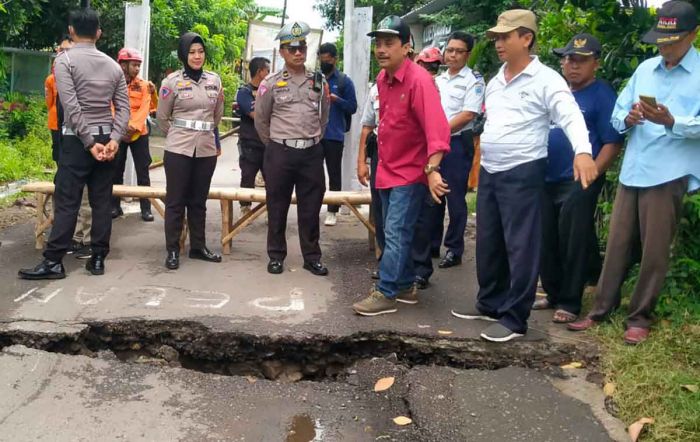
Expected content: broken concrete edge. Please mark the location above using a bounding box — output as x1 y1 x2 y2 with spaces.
0 344 623 441
0 318 601 372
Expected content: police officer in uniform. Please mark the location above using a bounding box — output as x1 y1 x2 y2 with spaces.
431 31 485 268
19 8 130 279
235 57 270 217
112 47 154 222
157 32 224 270
255 21 331 276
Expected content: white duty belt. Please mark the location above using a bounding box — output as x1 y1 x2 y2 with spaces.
271 138 319 149
173 118 215 131
62 125 112 136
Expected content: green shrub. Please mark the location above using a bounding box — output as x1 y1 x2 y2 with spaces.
0 94 54 184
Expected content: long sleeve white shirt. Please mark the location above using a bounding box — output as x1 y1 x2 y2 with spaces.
480 56 592 173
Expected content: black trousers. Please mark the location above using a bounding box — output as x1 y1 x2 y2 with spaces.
112 135 152 212
540 177 604 315
322 139 344 213
44 134 116 261
430 132 474 257
163 150 217 253
264 142 325 262
475 159 546 334
50 129 61 162
239 141 265 207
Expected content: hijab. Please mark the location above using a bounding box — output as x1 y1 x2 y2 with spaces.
178 32 205 82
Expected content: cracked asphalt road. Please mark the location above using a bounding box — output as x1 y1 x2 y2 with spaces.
0 136 626 441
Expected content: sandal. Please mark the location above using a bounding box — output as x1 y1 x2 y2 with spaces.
552 309 577 323
532 298 553 310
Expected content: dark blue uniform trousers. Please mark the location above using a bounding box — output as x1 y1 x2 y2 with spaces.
430 131 474 257
475 159 546 334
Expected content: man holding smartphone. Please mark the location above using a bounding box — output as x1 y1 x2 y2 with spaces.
568 1 700 344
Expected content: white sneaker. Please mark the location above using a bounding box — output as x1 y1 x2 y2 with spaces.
324 213 337 226
255 172 265 187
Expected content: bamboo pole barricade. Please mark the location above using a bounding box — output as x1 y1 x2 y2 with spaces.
21 182 374 255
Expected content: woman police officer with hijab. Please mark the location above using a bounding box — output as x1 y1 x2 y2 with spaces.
156 32 224 270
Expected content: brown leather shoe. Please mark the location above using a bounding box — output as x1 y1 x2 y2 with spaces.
623 327 649 345
567 317 599 332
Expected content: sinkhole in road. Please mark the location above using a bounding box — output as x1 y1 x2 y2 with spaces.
0 319 592 383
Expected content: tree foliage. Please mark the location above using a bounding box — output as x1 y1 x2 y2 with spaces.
0 0 258 84
315 0 429 30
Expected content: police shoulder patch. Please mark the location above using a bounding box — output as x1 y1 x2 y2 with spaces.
160 86 172 99
472 70 483 79
258 84 269 97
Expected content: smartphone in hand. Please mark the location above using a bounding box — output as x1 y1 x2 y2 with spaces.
639 95 657 107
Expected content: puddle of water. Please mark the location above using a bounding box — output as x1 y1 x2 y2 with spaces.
286 414 324 442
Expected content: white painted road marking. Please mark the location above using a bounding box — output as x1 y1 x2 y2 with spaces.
250 288 305 312
143 287 168 307
14 288 38 303
75 286 115 305
38 288 62 303
185 290 230 309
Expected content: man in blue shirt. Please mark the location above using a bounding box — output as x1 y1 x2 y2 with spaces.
318 43 358 226
569 1 700 345
234 57 270 216
534 34 623 323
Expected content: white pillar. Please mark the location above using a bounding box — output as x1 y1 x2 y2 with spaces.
341 6 373 192
122 1 151 187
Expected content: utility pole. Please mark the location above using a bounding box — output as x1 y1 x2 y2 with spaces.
341 0 373 192
281 0 287 27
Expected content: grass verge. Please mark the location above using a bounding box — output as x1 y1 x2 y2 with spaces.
589 303 700 441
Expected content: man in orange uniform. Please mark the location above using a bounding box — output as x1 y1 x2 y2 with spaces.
45 35 74 161
112 48 153 221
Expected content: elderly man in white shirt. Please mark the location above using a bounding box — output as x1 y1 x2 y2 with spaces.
429 31 485 270
450 9 598 342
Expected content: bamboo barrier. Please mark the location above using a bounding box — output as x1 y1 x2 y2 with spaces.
21 182 373 254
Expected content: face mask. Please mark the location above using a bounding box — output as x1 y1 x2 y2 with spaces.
320 62 334 75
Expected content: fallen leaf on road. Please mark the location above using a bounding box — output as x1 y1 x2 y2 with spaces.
603 382 615 396
437 330 453 335
628 417 654 442
393 416 412 426
245 376 257 384
374 377 395 392
681 384 698 393
561 362 583 369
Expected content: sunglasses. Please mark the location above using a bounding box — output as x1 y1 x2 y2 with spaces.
282 45 307 54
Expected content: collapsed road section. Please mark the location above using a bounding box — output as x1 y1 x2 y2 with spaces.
0 319 627 441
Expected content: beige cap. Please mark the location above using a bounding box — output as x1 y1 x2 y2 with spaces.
486 9 537 38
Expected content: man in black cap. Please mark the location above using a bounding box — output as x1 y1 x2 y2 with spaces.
569 1 700 345
352 15 450 316
533 33 624 324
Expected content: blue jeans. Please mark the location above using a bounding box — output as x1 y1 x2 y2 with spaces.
377 184 427 298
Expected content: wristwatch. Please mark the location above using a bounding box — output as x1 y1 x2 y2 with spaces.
424 164 440 176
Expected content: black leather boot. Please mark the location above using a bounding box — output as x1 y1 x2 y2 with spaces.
189 247 222 263
18 259 66 280
165 251 179 270
86 253 105 275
